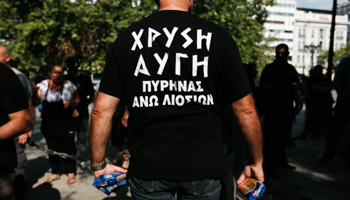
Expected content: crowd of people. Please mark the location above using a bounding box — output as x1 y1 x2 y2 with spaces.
1 0 350 200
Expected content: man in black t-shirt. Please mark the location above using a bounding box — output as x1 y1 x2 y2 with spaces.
89 1 264 199
64 56 95 169
259 43 301 178
0 63 31 200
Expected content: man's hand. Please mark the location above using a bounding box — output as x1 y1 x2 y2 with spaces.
237 164 264 184
93 164 128 179
18 133 29 144
63 100 70 109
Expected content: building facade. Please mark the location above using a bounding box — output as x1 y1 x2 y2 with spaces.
337 1 350 42
264 0 296 61
293 8 349 75
264 0 349 76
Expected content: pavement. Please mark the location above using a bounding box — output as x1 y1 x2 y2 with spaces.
23 105 350 200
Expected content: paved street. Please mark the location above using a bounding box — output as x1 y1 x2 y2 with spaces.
24 106 350 200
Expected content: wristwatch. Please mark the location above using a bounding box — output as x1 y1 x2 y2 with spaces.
91 161 107 171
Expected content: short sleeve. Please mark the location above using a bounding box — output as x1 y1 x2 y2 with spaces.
221 35 251 102
99 46 124 98
66 80 77 93
1 66 29 114
17 73 32 95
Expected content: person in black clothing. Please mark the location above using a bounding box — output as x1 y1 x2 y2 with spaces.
33 64 80 184
64 56 95 169
0 63 31 200
89 0 264 199
303 65 333 139
259 43 301 178
320 56 350 166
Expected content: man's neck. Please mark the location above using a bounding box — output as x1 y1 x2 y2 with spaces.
159 4 186 11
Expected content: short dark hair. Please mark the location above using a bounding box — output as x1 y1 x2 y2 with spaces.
276 43 289 52
154 0 159 6
314 65 323 71
65 56 80 65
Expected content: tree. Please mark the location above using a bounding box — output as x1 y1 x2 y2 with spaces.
318 42 350 70
0 0 156 73
1 0 275 75
193 0 276 72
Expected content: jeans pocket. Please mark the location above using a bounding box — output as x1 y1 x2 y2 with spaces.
128 177 154 193
192 179 221 197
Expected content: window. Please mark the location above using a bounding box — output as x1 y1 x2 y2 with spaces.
311 29 314 38
269 12 294 16
320 29 324 38
297 55 300 62
278 39 293 42
298 42 301 50
266 20 284 24
302 55 304 64
276 4 295 8
319 41 323 49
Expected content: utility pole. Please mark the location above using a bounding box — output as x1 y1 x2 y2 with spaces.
327 0 337 81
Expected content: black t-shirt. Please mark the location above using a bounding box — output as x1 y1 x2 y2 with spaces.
64 73 94 117
99 10 251 180
306 75 332 102
260 61 299 112
0 63 29 174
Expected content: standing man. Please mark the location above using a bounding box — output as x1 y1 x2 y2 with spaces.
0 45 32 200
259 43 301 178
64 56 95 169
0 63 32 200
320 56 350 167
90 0 264 199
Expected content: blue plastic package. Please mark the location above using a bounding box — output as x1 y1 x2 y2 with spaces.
92 172 127 196
237 178 266 200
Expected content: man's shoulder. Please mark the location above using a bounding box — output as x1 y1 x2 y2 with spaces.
0 64 17 87
338 56 350 68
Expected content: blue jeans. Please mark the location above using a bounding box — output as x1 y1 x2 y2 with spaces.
129 178 221 200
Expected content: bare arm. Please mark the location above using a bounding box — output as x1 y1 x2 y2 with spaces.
121 105 129 127
0 109 31 140
232 94 264 184
89 92 127 178
64 90 80 109
18 94 33 144
31 83 42 107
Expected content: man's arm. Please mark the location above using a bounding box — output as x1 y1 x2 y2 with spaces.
232 94 264 184
18 94 33 144
89 91 127 178
0 109 31 140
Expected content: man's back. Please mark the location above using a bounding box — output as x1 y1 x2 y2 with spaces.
99 10 250 180
0 64 29 174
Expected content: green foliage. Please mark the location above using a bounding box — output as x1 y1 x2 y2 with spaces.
0 0 156 73
318 42 350 69
1 0 275 75
194 0 276 72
